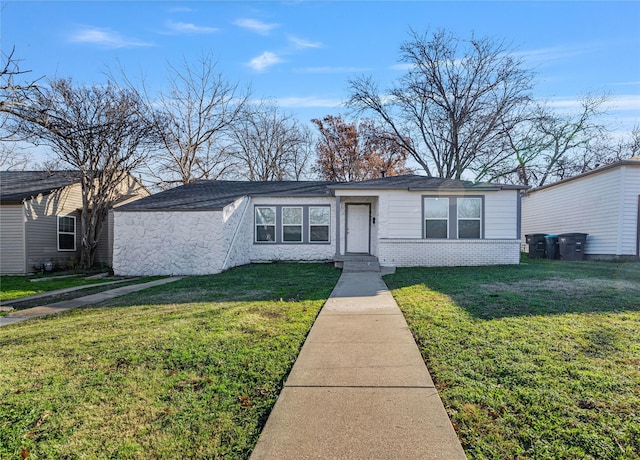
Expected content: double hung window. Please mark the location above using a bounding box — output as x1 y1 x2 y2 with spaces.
457 198 482 239
255 207 276 242
424 198 449 238
309 207 330 242
58 216 76 251
282 207 303 242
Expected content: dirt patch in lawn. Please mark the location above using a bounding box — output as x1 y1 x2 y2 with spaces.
481 277 640 295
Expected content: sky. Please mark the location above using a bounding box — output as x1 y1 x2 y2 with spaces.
2 1 640 139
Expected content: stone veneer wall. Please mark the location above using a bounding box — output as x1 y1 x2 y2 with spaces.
219 197 253 271
113 210 225 276
378 239 521 267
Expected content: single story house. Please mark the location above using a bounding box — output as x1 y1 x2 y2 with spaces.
521 157 640 260
113 175 527 276
0 170 149 274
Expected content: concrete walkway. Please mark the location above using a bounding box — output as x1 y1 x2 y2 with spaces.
250 272 467 460
0 277 182 327
0 277 138 308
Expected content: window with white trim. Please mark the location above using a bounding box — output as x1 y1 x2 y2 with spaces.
58 216 76 251
282 207 303 242
309 206 330 242
424 198 449 238
255 207 276 242
457 198 482 239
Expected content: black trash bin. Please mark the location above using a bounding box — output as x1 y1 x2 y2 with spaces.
558 233 588 261
525 234 547 259
544 234 559 259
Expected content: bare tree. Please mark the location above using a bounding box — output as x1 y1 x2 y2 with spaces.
485 95 610 186
0 47 39 170
348 29 533 179
229 103 313 181
0 135 28 170
137 54 249 188
312 115 411 182
1 78 155 268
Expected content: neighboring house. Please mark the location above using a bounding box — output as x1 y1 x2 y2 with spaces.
113 175 527 276
521 157 640 260
0 170 149 274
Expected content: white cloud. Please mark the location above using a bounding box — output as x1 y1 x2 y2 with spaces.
275 96 344 109
165 20 219 34
234 18 279 35
69 26 152 48
514 44 591 64
288 35 322 49
610 94 640 111
545 95 640 114
248 52 284 72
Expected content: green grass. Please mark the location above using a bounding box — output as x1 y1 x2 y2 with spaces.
385 259 640 460
0 274 123 302
0 262 341 459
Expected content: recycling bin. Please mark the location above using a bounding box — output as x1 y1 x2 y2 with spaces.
525 234 547 259
544 234 559 260
558 233 588 261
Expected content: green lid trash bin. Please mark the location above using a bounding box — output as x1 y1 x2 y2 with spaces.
545 235 559 259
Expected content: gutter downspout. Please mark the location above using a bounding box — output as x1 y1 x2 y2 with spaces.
221 196 251 272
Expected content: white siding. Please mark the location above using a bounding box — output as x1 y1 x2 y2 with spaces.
484 191 519 239
522 166 639 256
0 204 26 274
380 191 422 238
620 166 640 255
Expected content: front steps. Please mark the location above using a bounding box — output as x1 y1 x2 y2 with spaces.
334 255 381 273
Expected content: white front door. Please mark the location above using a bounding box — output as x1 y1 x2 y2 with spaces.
346 204 370 253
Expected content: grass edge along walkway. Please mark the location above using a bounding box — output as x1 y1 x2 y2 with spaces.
0 277 181 326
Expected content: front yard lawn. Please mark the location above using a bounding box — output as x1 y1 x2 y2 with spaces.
385 259 640 460
0 262 340 459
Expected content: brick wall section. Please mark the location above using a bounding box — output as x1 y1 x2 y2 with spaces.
378 239 521 267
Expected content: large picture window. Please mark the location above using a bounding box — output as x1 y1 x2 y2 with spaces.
424 198 449 238
458 198 482 239
255 207 276 242
58 216 76 251
309 206 330 242
282 207 303 242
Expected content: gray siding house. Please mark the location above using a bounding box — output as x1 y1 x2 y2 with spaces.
521 157 640 260
113 175 527 276
0 171 149 274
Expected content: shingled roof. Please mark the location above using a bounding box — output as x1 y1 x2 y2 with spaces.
118 180 335 211
118 175 527 211
329 174 528 191
0 171 82 203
